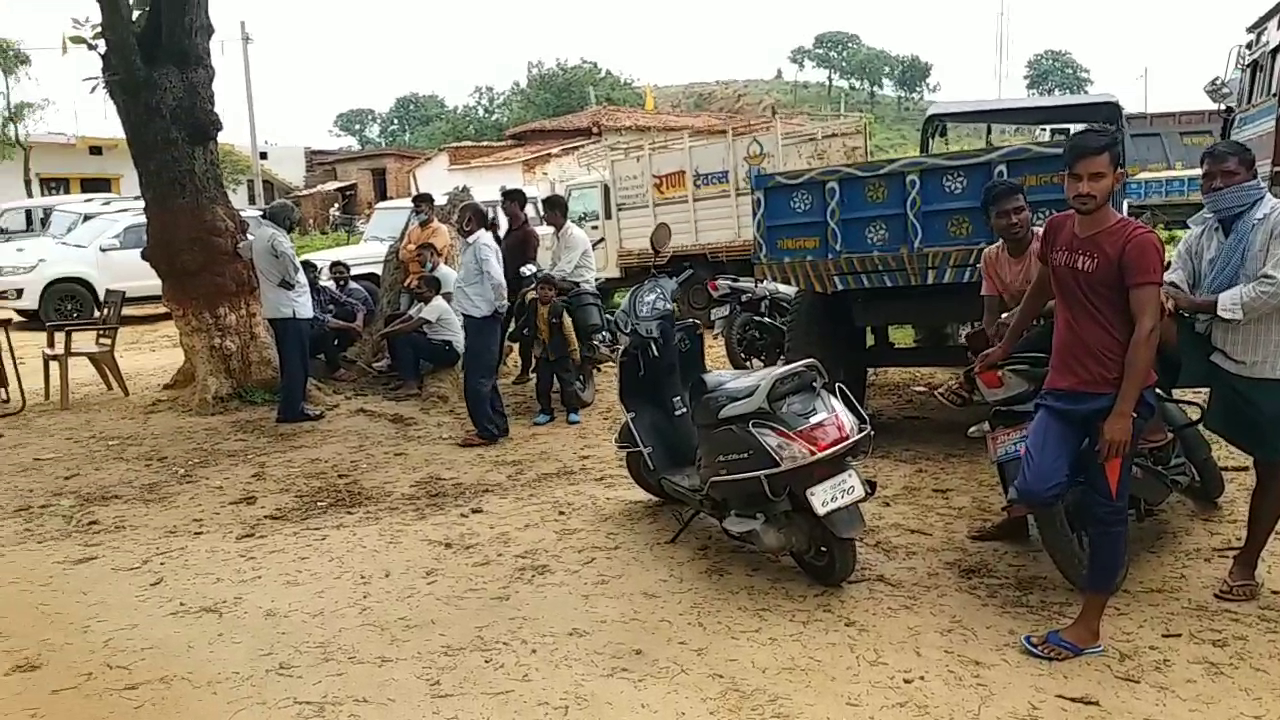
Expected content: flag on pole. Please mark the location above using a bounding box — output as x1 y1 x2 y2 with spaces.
643 85 655 112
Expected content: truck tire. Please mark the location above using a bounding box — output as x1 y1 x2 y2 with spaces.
784 290 868 406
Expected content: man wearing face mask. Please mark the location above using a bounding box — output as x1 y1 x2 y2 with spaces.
453 201 510 447
237 200 324 424
327 261 375 316
399 193 451 309
1163 140 1280 603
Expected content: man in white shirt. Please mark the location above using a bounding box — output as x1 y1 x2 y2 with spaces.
376 274 463 396
237 200 323 424
543 193 596 289
453 202 511 446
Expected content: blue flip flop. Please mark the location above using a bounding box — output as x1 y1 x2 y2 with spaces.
1020 630 1104 661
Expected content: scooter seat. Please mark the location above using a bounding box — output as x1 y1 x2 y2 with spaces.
691 368 777 426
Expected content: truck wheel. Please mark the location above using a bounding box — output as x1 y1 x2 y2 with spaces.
784 290 868 406
39 283 97 324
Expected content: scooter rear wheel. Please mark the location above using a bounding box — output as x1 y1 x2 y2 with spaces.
790 515 857 587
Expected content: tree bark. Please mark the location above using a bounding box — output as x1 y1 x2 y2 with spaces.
96 0 277 408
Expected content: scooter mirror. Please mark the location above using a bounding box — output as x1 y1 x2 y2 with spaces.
649 222 672 255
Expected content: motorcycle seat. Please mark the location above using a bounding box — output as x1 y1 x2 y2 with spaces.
761 281 797 298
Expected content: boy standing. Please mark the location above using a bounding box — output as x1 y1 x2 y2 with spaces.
525 275 582 425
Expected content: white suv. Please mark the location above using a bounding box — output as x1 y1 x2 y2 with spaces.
0 208 261 323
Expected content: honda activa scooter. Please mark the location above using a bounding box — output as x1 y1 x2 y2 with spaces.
613 223 876 586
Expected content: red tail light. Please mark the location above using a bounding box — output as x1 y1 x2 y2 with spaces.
707 280 721 295
975 370 1005 389
793 411 852 453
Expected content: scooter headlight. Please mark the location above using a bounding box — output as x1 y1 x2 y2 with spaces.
631 283 671 320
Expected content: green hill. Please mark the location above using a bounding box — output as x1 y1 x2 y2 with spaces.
653 79 929 158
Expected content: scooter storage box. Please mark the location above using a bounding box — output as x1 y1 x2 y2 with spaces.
565 288 606 336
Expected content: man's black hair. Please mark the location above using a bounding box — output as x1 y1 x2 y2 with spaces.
328 260 350 272
1063 126 1122 171
1200 139 1257 173
536 273 559 289
411 192 435 206
458 201 489 229
300 259 318 272
543 193 568 217
501 187 528 208
418 273 442 294
979 179 1028 217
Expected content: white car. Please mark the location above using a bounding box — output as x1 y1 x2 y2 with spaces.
0 208 261 324
301 194 553 288
0 193 123 243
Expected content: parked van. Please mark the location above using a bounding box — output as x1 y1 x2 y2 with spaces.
0 193 121 242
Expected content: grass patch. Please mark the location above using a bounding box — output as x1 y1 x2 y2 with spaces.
233 386 278 406
294 231 360 256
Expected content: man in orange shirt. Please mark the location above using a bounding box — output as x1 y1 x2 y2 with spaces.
399 193 452 299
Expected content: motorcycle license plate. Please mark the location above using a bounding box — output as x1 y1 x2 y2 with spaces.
805 469 867 517
709 304 731 321
986 424 1029 464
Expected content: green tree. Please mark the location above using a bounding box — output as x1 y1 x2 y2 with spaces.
379 92 455 147
788 31 863 101
843 45 896 108
890 53 939 109
216 145 252 189
66 1 279 406
0 38 46 199
503 59 642 128
1023 49 1092 97
331 107 381 147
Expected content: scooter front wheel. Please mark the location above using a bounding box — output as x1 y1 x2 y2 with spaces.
790 514 857 586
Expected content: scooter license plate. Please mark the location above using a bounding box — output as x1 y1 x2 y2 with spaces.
805 469 867 517
709 304 731 321
986 424 1029 464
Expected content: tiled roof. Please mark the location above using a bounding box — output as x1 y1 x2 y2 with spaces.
313 147 434 164
505 106 747 138
450 138 595 168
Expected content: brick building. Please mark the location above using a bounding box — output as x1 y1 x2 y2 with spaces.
306 148 433 214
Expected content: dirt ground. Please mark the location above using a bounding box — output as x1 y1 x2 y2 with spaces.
0 309 1276 720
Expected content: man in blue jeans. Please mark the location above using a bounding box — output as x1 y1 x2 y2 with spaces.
452 202 510 446
376 274 463 397
978 127 1165 661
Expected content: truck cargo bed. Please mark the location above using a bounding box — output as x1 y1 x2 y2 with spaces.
751 142 1068 292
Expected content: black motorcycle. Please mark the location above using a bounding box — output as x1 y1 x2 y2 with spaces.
508 264 616 408
706 275 794 370
974 352 1224 591
613 223 876 586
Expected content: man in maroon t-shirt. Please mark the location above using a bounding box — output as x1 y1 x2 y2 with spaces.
977 127 1165 661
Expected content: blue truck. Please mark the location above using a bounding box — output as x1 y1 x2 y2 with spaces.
751 94 1128 403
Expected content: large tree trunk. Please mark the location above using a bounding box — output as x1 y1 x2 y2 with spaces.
96 0 277 407
19 143 32 198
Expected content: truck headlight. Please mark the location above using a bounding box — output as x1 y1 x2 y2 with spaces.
0 264 38 277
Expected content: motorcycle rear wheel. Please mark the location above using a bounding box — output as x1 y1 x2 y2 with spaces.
575 363 596 408
1162 402 1225 502
724 312 756 370
1034 487 1129 594
790 514 857 587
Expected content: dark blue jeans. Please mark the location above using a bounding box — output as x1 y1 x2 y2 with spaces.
387 333 459 382
461 312 509 441
269 317 311 421
1009 388 1156 595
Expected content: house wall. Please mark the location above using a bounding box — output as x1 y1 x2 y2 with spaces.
233 144 307 187
0 142 140 203
323 155 419 212
411 154 452 198
523 147 597 196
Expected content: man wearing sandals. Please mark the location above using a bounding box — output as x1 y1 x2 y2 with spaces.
1162 140 1280 603
977 127 1165 660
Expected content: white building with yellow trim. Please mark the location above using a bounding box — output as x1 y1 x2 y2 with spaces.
0 133 304 207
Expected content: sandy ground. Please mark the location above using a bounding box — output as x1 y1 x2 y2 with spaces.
0 308 1276 720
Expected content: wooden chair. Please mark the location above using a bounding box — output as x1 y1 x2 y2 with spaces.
41 289 129 409
1 317 27 418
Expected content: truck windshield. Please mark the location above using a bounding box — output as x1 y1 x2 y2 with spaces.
362 207 410 243
59 216 120 248
43 209 85 238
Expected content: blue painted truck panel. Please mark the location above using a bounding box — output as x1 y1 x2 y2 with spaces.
752 143 1069 292
1123 172 1202 205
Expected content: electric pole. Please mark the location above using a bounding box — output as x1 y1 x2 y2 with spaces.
240 21 264 206
994 0 1011 98
1143 67 1149 112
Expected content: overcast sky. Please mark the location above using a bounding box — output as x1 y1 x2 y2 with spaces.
4 0 1260 149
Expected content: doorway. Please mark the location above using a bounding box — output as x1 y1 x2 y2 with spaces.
369 168 388 202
